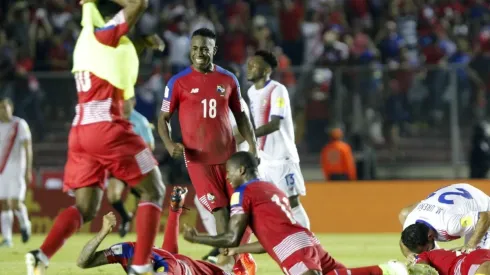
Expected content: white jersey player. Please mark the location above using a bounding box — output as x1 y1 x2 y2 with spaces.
245 50 310 229
400 183 490 256
0 97 32 247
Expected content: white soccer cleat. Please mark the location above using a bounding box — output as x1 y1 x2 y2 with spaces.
379 260 409 275
25 250 47 275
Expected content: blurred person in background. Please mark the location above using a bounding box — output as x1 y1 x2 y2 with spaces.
0 96 32 248
163 20 190 74
320 128 357 181
0 29 15 99
469 121 490 179
351 133 376 180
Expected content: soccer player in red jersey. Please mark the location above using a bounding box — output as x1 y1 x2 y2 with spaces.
25 1 166 274
157 28 257 270
183 152 409 275
413 249 490 275
76 186 241 275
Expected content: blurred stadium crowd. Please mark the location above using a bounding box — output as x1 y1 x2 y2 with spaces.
1 0 490 172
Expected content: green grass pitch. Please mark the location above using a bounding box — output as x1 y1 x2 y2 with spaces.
0 233 462 274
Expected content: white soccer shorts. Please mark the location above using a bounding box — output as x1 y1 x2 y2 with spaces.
259 162 306 197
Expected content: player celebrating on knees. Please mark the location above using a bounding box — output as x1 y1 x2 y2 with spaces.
76 187 237 275
157 28 257 272
107 97 155 237
246 50 310 229
184 152 409 275
399 183 490 257
25 0 166 274
0 97 32 247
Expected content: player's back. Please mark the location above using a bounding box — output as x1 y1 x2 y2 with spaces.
163 66 242 164
417 249 463 275
231 180 315 264
247 80 299 163
422 184 490 213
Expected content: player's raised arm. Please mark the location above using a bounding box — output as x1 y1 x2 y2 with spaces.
104 0 147 28
77 213 116 269
183 212 249 248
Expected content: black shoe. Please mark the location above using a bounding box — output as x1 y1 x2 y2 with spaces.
202 247 220 262
119 213 133 238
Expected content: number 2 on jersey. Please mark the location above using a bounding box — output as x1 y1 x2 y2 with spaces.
201 99 217 118
427 188 473 205
271 194 296 224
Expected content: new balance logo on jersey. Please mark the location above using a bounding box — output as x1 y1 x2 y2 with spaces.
190 88 199 94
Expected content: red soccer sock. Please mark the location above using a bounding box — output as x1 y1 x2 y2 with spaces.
132 202 162 266
327 266 383 275
161 209 182 254
40 206 83 258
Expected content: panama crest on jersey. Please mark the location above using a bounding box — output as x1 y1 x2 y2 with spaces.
217 85 225 96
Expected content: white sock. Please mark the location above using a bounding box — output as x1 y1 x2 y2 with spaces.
292 205 311 230
130 264 152 273
14 204 30 229
1 210 14 241
194 195 217 236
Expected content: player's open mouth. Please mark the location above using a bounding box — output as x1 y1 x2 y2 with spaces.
195 57 206 64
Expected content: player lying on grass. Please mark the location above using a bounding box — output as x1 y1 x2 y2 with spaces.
398 183 490 257
407 249 490 275
77 186 254 275
183 151 409 275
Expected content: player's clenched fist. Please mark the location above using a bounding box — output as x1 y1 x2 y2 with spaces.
168 142 185 158
143 34 165 52
102 212 117 233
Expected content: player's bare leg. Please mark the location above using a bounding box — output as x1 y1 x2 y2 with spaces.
0 199 13 247
11 198 31 243
127 167 165 275
289 195 311 230
107 177 133 237
25 186 103 275
475 261 490 275
194 195 220 262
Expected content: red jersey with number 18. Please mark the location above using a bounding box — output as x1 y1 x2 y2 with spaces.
230 179 319 264
161 65 243 164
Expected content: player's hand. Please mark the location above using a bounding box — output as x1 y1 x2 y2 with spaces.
143 34 165 52
406 253 418 264
102 212 117 233
460 244 477 253
183 224 198 243
168 142 185 158
221 247 238 257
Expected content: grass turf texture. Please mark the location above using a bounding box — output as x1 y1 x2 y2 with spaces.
0 233 463 274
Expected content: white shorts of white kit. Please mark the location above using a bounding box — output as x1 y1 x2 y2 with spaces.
0 170 26 201
259 161 306 197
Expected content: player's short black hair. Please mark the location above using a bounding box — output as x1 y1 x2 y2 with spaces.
254 50 278 70
228 152 258 174
401 223 431 252
97 0 122 18
0 96 13 105
191 28 216 41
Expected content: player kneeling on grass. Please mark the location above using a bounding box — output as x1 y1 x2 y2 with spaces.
399 183 490 257
183 151 409 275
77 186 244 274
406 249 490 275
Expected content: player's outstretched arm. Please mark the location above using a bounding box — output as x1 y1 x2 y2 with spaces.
223 241 266 256
183 213 249 248
399 203 419 225
77 212 116 269
254 116 281 138
462 211 490 252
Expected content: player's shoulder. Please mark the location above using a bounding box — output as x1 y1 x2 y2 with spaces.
230 179 264 205
215 65 240 87
12 116 29 127
107 242 135 257
270 80 288 93
167 67 194 89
